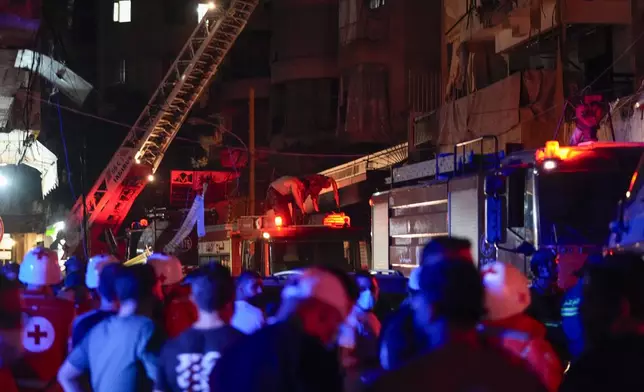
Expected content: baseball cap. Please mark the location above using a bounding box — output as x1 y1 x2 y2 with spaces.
283 268 351 319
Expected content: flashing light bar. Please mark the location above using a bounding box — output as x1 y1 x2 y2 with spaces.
323 212 350 228
535 140 584 164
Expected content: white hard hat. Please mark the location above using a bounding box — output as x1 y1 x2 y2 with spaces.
286 267 351 319
147 253 183 285
481 261 531 321
86 254 120 289
19 247 63 286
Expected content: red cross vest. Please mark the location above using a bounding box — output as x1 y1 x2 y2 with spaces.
13 291 76 392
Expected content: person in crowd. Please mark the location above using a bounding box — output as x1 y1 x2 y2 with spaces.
57 270 93 308
367 258 547 392
339 271 381 390
58 264 166 392
479 261 563 391
2 263 19 282
230 271 265 334
560 252 644 391
379 266 427 371
378 236 472 372
70 262 123 348
526 249 567 361
560 253 603 362
0 275 22 392
210 266 357 392
266 176 307 225
155 263 244 392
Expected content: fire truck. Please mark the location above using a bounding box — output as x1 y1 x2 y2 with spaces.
608 152 644 253
197 210 371 276
372 136 644 289
60 0 259 257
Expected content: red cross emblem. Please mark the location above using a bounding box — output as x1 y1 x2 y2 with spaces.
27 324 48 345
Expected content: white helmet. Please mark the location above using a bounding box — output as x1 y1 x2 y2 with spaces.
481 261 531 321
19 247 63 286
146 253 183 286
86 254 120 289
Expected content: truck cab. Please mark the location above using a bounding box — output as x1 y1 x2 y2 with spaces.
199 211 371 276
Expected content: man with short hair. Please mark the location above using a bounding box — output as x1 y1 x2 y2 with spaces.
230 271 265 334
210 267 357 392
368 259 547 392
155 263 243 392
58 265 166 392
71 263 123 348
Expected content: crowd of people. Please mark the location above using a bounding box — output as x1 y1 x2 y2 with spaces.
0 237 642 391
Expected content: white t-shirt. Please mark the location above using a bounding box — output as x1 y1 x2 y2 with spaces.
231 300 265 335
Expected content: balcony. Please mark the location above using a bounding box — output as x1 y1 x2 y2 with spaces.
461 0 630 53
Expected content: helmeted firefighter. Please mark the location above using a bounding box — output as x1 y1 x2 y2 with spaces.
14 247 75 392
146 252 197 338
266 176 307 226
480 261 563 392
301 174 340 212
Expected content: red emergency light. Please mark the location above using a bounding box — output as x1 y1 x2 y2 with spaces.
535 141 584 163
323 213 350 228
274 216 284 227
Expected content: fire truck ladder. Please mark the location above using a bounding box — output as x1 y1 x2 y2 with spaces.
65 0 259 254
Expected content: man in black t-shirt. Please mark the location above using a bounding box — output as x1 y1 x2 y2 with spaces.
155 263 243 392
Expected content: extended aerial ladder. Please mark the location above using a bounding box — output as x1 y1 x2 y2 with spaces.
64 0 259 256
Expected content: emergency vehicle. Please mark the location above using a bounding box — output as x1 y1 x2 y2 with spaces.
608 152 644 253
372 136 644 288
198 210 371 276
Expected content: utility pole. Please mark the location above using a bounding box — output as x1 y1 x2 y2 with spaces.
249 88 256 215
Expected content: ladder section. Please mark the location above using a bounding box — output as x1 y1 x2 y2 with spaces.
65 0 259 254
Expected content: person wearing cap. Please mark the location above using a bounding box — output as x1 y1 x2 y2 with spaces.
210 266 356 392
70 261 123 348
368 258 547 392
58 264 166 392
479 261 563 391
230 271 266 334
560 253 603 362
155 263 243 392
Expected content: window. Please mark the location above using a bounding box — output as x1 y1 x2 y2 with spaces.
197 2 215 23
113 1 131 23
369 0 385 9
119 60 127 83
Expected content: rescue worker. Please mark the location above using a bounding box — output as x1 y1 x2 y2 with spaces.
526 249 567 361
155 263 244 392
301 174 340 212
70 258 123 348
368 257 547 392
560 253 603 362
230 271 266 334
14 247 76 392
147 253 197 338
266 176 307 226
210 266 357 392
480 261 563 391
0 274 22 392
58 264 166 392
